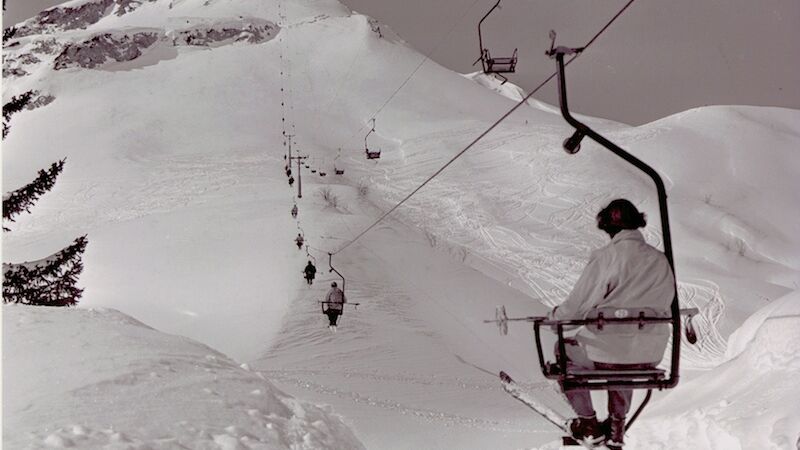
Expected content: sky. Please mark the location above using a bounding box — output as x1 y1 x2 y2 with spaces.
3 0 799 125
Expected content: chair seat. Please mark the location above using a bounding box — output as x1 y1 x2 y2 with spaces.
567 367 666 381
486 59 516 73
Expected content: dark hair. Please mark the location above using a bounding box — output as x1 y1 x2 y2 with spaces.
597 199 646 233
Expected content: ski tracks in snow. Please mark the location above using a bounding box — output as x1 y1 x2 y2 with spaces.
675 280 728 368
368 126 728 364
260 369 547 433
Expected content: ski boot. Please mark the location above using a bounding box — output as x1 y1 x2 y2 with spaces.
566 415 604 446
601 416 626 449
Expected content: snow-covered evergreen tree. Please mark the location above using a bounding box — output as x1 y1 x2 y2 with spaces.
3 158 65 230
2 159 88 306
3 90 35 138
3 236 88 306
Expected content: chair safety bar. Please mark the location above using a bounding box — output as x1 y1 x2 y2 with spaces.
531 308 698 391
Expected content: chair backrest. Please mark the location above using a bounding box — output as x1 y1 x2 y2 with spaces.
585 307 669 333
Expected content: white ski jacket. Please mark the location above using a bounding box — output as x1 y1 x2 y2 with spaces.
552 229 675 364
325 287 346 311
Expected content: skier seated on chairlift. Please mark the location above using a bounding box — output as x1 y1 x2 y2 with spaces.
323 281 346 331
295 233 304 249
549 199 675 450
291 204 298 219
303 261 316 285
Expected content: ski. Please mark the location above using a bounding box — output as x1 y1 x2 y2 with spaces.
499 371 603 449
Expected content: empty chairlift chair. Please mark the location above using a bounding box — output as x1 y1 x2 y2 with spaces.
334 149 345 175
365 119 381 160
473 0 518 84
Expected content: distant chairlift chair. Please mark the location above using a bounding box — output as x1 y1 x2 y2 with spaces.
365 118 381 160
473 0 518 84
334 149 345 175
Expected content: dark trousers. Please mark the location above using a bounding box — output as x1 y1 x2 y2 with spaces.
305 276 314 285
557 340 635 420
325 310 341 326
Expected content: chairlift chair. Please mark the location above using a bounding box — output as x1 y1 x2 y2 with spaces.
320 253 360 320
485 36 702 440
473 0 518 84
334 149 345 175
319 171 327 177
365 119 381 160
489 305 699 443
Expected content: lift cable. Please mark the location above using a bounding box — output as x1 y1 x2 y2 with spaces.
343 0 484 144
330 0 636 256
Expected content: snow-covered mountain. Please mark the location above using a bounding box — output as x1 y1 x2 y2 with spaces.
3 0 799 449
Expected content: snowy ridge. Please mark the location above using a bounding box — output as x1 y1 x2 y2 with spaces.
461 71 619 126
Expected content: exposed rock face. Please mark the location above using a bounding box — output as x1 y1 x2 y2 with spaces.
3 67 29 78
13 0 160 38
54 31 162 70
14 0 115 38
3 38 64 78
116 0 155 16
170 19 277 47
27 92 56 109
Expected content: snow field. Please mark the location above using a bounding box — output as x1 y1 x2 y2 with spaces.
3 304 365 449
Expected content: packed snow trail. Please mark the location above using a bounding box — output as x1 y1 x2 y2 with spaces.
256 184 576 449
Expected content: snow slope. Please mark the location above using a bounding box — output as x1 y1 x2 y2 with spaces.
3 0 800 448
2 304 365 449
630 291 800 450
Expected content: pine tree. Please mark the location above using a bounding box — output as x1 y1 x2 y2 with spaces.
2 159 88 306
3 90 35 138
3 236 88 306
3 158 65 231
